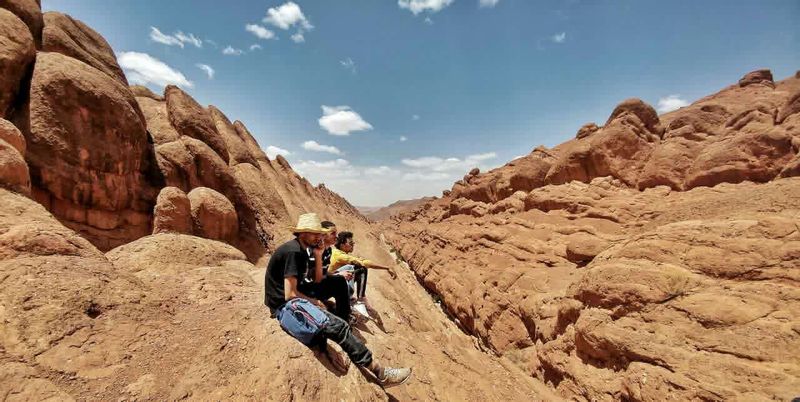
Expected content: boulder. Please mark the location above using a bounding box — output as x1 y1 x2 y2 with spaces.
208 105 259 166
776 88 800 124
275 154 291 169
153 187 192 235
0 9 36 118
0 118 26 155
27 51 160 249
164 85 229 163
637 104 731 190
546 99 662 187
0 138 31 195
135 96 180 145
575 122 599 139
685 130 795 188
469 167 480 176
41 12 128 85
565 232 609 264
130 85 162 101
605 98 663 137
0 0 43 47
233 120 269 164
738 69 774 88
187 187 238 242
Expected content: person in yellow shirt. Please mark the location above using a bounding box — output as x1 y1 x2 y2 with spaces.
329 231 396 318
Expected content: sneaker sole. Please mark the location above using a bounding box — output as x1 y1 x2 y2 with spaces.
380 368 413 389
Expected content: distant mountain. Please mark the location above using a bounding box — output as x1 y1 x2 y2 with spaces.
358 197 436 221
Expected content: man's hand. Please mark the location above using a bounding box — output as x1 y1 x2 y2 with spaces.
337 271 354 280
314 298 327 310
312 246 324 259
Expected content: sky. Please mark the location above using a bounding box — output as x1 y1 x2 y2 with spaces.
42 0 800 206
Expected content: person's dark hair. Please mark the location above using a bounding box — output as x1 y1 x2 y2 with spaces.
336 231 354 248
321 221 336 229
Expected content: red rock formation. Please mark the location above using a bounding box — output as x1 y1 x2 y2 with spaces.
385 70 800 401
153 186 192 235
26 51 160 250
0 0 43 48
164 85 229 164
41 12 128 84
187 187 238 242
0 8 35 118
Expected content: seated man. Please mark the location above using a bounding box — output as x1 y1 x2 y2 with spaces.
301 220 352 321
329 231 397 316
265 213 411 387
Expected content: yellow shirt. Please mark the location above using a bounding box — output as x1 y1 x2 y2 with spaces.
328 247 372 273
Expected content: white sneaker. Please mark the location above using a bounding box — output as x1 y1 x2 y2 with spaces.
353 302 371 320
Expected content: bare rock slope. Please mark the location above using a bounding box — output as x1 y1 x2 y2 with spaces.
384 70 800 401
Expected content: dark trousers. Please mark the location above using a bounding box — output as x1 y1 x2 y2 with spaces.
354 267 368 298
299 275 351 321
318 310 372 367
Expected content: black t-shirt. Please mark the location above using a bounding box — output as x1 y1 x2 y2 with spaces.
265 238 309 313
306 247 333 281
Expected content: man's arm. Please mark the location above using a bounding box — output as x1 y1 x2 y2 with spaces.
363 261 398 279
312 247 324 284
284 277 326 309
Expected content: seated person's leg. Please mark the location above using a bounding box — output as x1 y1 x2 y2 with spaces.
320 310 372 366
355 267 368 299
317 274 351 321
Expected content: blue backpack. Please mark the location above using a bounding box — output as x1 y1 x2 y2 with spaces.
276 298 330 345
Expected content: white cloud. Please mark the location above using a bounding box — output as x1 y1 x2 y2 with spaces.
412 114 420 120
118 52 192 89
398 0 454 15
264 2 313 30
424 16 434 25
250 44 262 51
223 46 244 56
195 63 214 79
552 32 566 43
657 95 690 113
402 171 452 181
206 39 218 48
365 166 396 176
340 57 356 74
318 105 373 136
291 32 305 43
302 140 343 155
175 31 202 48
265 145 291 159
479 0 500 8
246 24 276 40
399 136 408 142
401 152 498 172
149 27 203 48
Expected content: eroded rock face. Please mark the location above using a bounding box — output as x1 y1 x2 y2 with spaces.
187 187 238 242
386 178 800 401
164 85 229 164
27 51 160 250
0 0 43 47
153 187 191 235
738 68 774 88
0 9 36 118
386 71 800 401
0 138 30 195
208 105 259 166
0 118 26 155
42 12 128 85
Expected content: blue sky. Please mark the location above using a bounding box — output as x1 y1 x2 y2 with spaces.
43 0 800 206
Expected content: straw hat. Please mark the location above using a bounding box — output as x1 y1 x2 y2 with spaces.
290 213 332 234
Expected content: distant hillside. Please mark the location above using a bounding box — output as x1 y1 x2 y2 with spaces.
359 197 436 221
